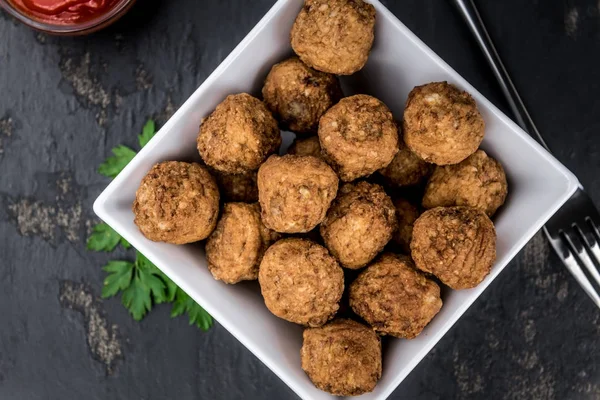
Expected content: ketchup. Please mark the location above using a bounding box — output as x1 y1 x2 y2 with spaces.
9 0 120 25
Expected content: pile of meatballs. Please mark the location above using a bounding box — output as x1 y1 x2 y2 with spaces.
132 0 508 396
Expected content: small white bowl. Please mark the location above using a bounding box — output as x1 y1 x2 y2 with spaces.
94 1 578 398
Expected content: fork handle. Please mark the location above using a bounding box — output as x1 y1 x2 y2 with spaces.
449 0 551 152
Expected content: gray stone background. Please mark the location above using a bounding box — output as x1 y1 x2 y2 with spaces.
1 0 600 399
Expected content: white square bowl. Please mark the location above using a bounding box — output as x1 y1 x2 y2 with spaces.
93 0 579 399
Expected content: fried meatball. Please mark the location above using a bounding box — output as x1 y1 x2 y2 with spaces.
378 136 433 187
262 57 342 134
403 82 485 165
133 161 219 244
349 253 442 338
320 181 397 269
422 150 508 217
392 197 420 254
257 155 338 233
290 0 376 75
205 203 279 284
301 319 381 396
287 135 323 159
197 93 281 173
411 206 496 289
213 170 258 203
319 95 399 182
258 238 344 326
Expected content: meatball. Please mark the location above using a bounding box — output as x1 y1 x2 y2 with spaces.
133 161 219 244
290 0 376 75
403 82 485 165
205 203 279 284
349 253 442 338
258 238 344 326
392 197 420 254
320 181 397 269
301 319 381 396
262 57 342 134
378 135 433 187
197 93 281 173
287 135 323 159
319 95 399 182
213 170 258 203
422 150 508 217
257 155 338 233
411 206 496 289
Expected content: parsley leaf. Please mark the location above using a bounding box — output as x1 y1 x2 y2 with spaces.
120 237 131 249
87 222 130 252
135 251 152 268
98 119 155 179
186 301 213 331
135 251 168 303
171 289 213 331
101 260 134 298
98 145 136 178
121 271 152 321
150 266 177 303
138 120 156 148
100 250 195 321
141 272 168 304
87 223 122 252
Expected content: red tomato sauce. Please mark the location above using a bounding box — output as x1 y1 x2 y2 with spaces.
9 0 120 25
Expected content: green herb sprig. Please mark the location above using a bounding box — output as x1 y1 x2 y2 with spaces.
88 120 213 330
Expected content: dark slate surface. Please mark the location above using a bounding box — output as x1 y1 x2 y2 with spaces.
1 1 599 399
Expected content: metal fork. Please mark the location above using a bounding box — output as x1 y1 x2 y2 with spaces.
451 0 600 308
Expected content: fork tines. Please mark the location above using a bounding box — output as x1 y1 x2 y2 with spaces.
544 188 600 308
